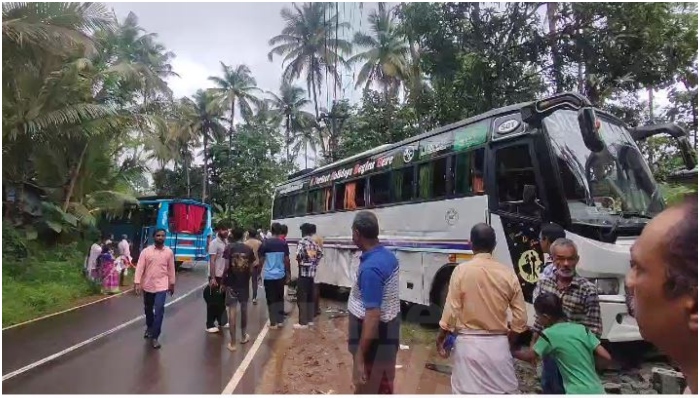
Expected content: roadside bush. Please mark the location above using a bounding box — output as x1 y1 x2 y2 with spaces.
2 224 100 327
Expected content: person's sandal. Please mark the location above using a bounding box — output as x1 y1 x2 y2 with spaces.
227 343 237 351
241 333 250 344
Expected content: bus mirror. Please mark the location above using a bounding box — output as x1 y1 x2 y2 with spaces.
578 108 605 153
631 123 697 170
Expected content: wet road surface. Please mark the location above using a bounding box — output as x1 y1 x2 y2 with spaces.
2 266 285 394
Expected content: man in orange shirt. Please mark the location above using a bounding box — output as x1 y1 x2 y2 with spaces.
436 223 528 394
135 229 176 349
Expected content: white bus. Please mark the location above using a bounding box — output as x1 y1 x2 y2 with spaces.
271 92 694 343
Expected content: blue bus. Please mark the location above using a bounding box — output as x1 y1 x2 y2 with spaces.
99 196 213 269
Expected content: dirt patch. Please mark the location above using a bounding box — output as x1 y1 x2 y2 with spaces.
254 299 671 394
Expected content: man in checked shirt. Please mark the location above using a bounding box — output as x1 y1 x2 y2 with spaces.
531 237 602 394
294 223 323 329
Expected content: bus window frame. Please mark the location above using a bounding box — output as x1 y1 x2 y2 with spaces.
306 185 333 215
486 137 549 223
449 146 487 199
366 170 393 208
333 176 369 212
417 154 451 201
390 164 417 205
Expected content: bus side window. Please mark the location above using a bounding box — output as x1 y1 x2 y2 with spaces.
393 166 415 203
342 179 366 210
307 189 322 214
453 148 485 197
323 187 332 211
294 192 307 216
369 172 391 206
418 157 448 200
495 145 540 216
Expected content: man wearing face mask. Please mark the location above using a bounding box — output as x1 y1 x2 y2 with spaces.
626 194 697 394
531 238 602 394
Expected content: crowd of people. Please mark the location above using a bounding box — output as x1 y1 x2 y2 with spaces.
84 233 133 295
119 193 697 395
435 194 698 395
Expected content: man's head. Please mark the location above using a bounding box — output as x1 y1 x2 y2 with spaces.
470 223 496 254
534 292 566 328
247 228 258 240
121 234 128 241
626 194 698 363
153 229 166 246
540 223 566 254
352 211 380 250
230 227 245 242
270 222 283 236
551 238 579 279
300 223 316 237
215 221 230 239
281 224 288 236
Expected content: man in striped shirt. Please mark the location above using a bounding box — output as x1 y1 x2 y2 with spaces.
347 211 400 394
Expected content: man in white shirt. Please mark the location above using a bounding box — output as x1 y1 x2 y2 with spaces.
206 222 230 333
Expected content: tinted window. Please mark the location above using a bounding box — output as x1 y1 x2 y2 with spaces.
369 173 391 206
495 144 541 217
335 179 366 211
392 166 415 202
453 148 485 196
418 157 448 200
294 192 307 216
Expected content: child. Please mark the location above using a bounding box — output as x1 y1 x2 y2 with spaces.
511 293 612 394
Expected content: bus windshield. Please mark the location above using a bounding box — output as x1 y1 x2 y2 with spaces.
542 109 664 225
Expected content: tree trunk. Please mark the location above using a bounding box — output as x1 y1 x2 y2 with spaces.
185 153 191 198
311 73 328 159
304 139 308 169
62 142 89 212
202 130 208 202
285 116 291 163
229 97 236 162
547 3 563 92
647 86 654 124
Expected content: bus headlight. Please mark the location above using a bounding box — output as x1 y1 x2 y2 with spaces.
592 278 620 295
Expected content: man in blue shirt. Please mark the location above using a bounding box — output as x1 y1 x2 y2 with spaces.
258 222 290 329
347 211 400 394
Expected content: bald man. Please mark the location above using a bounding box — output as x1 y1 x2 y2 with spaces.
626 193 698 394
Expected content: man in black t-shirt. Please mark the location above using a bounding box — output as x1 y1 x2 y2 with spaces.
222 227 255 351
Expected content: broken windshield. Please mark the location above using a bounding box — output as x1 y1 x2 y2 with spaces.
542 110 664 225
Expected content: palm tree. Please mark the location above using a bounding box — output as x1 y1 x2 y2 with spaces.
349 5 409 97
268 82 316 162
291 127 322 169
208 62 261 151
267 2 352 124
181 90 225 201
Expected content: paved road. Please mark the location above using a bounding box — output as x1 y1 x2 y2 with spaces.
2 266 284 394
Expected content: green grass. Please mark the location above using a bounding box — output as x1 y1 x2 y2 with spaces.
401 321 438 345
2 239 101 327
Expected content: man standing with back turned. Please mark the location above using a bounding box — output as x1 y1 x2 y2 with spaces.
347 211 401 394
436 223 528 394
135 229 176 349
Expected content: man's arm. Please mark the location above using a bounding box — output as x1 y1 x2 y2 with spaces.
167 249 176 288
284 243 291 283
134 250 146 286
356 267 384 360
509 277 529 347
207 240 218 284
583 289 603 337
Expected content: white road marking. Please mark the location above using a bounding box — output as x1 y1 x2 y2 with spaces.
221 320 271 394
2 285 204 382
2 289 134 331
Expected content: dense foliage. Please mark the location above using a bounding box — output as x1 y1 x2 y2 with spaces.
3 1 697 240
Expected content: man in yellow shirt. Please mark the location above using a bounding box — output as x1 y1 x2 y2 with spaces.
436 223 528 394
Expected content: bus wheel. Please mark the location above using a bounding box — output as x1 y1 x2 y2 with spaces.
175 261 183 272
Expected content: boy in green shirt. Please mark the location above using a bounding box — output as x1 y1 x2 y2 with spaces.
512 293 612 394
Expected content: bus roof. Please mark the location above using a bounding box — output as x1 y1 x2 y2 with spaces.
137 196 211 207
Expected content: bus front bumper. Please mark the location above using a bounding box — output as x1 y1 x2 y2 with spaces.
599 297 642 342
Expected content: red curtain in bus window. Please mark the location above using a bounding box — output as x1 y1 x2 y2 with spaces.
187 205 205 233
172 203 189 232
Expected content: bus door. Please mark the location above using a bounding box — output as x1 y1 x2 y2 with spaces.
486 139 549 303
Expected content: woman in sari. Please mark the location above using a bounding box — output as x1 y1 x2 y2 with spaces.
97 246 120 294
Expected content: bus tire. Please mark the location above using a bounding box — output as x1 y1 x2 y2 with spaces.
175 261 183 272
428 263 458 324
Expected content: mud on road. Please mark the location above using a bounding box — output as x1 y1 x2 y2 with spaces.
255 299 672 395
